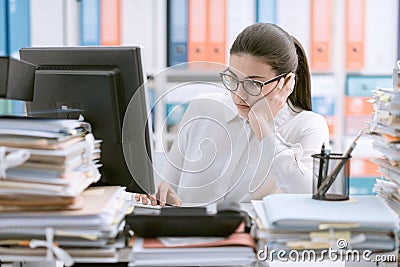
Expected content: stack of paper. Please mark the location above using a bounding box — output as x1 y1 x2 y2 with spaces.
0 116 102 210
369 88 400 184
129 230 257 266
252 194 399 263
367 87 400 267
0 117 133 265
0 186 132 264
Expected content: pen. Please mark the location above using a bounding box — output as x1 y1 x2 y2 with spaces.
323 144 331 182
317 143 325 189
316 129 364 197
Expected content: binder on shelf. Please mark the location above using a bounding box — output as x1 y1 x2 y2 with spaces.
64 0 80 46
207 0 226 64
276 0 310 59
344 115 370 136
100 0 120 46
350 157 378 178
325 115 335 137
11 100 25 115
1 99 12 114
0 0 7 56
310 74 336 117
7 0 30 59
80 0 100 46
364 0 397 72
256 0 276 23
346 75 392 97
311 96 334 116
227 0 255 63
345 97 373 116
345 0 365 71
188 0 207 62
29 0 64 47
121 0 166 74
167 0 188 66
310 0 331 71
349 177 376 195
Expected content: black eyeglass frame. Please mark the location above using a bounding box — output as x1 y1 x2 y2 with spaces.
219 71 288 96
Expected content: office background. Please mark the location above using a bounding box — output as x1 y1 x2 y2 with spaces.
0 0 398 196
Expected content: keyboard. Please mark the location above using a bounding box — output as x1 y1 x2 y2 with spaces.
130 193 165 214
132 202 162 210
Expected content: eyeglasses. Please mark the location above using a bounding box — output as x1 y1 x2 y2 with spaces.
219 71 287 96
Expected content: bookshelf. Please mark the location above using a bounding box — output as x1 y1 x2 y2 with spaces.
0 0 398 195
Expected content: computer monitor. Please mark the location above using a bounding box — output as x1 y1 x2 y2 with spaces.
20 47 155 194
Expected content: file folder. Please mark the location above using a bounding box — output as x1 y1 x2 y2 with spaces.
227 0 255 63
0 0 7 56
310 0 331 71
350 157 378 177
276 0 310 58
188 0 207 62
29 0 64 46
100 0 120 46
121 0 166 74
263 194 399 231
364 0 397 72
11 100 25 115
80 0 100 46
64 0 80 46
344 97 373 116
168 0 188 66
345 0 365 70
7 0 30 59
256 0 276 23
207 0 226 64
346 75 392 97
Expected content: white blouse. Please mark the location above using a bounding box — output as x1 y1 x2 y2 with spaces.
157 93 330 205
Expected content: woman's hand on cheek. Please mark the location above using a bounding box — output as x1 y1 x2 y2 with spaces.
247 73 295 141
266 73 295 116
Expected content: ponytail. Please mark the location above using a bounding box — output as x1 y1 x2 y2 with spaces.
288 36 312 112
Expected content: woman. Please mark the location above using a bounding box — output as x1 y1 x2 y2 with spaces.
139 23 329 206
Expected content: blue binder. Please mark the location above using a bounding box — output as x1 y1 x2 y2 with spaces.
80 0 100 46
168 0 188 66
256 0 276 23
311 96 334 116
11 100 25 115
346 75 392 97
7 0 30 59
0 0 7 56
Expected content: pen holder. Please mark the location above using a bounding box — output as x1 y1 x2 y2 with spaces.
312 153 350 201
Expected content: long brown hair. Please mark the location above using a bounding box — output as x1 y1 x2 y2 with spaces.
230 23 312 111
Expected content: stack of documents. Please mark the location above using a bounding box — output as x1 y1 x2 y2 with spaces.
369 88 400 185
0 116 102 210
0 186 132 264
252 194 399 262
368 87 400 266
129 229 257 266
0 117 131 265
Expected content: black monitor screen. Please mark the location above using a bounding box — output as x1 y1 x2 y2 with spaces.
20 47 155 194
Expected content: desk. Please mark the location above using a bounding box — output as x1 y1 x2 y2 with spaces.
1 202 398 267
